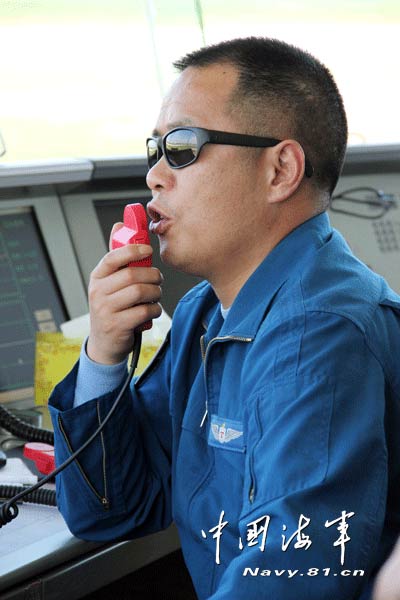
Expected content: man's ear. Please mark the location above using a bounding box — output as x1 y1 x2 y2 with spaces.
264 140 308 204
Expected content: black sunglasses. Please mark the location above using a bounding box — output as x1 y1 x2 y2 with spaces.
146 126 314 178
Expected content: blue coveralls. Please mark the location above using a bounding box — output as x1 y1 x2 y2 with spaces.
49 212 400 599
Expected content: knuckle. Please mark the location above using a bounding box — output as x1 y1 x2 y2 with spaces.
134 304 148 323
151 267 163 283
143 284 161 303
89 267 100 287
146 303 162 319
127 267 140 284
101 252 113 268
130 283 146 304
125 246 139 263
88 281 106 307
152 302 163 318
130 244 142 257
153 285 162 301
88 284 98 305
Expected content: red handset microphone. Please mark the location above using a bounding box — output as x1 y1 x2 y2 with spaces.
111 203 153 331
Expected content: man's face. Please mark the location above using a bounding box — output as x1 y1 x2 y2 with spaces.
146 63 269 283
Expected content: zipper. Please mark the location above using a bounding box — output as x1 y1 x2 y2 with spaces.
247 424 256 504
200 333 206 361
96 401 108 505
58 414 110 509
200 334 208 426
249 485 255 504
248 397 262 504
199 334 253 427
249 449 256 503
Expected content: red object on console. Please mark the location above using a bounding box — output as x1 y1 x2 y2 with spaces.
24 442 55 475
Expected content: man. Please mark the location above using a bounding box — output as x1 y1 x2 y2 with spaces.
49 37 400 599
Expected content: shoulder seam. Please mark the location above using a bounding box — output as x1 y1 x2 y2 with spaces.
303 307 392 384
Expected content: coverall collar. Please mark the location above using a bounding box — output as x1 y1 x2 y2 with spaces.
203 211 333 338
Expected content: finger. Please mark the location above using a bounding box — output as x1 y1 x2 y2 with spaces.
117 302 163 330
109 283 162 312
94 244 153 279
102 266 163 296
109 222 124 252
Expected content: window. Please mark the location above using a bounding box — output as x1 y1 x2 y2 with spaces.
0 0 399 161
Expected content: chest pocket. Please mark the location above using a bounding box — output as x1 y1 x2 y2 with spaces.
207 413 246 491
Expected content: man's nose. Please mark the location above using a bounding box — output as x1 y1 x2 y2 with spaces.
146 156 175 191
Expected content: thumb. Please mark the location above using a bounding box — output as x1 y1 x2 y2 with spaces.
109 222 124 252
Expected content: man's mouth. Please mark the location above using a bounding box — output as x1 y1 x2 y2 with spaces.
147 204 165 221
147 204 170 235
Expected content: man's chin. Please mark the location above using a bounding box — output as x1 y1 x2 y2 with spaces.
159 243 202 277
158 243 182 270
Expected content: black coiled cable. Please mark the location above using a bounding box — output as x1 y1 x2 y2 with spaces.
0 405 54 444
0 331 141 528
0 484 56 507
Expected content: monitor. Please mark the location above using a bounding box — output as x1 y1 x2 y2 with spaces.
0 193 88 408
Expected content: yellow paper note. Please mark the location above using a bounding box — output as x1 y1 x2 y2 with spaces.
34 332 163 405
34 332 81 406
134 342 161 376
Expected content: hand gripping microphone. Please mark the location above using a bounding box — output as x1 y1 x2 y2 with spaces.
111 203 153 331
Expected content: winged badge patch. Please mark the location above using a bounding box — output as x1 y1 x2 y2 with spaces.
208 415 245 453
211 422 243 444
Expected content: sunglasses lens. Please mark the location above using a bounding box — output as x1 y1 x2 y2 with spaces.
165 129 198 168
147 138 160 169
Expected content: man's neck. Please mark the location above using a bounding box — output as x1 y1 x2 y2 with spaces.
212 268 256 309
210 209 318 308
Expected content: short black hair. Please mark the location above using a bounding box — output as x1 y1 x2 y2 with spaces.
173 37 348 195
